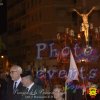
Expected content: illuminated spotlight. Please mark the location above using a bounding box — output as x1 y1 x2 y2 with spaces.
81 59 85 62
1 55 4 58
78 34 81 39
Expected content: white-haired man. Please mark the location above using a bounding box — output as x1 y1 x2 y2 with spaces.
7 65 25 100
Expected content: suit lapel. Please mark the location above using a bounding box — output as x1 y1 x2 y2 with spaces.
28 84 37 93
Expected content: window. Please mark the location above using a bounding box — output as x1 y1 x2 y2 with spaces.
72 12 77 25
71 0 77 4
55 7 66 20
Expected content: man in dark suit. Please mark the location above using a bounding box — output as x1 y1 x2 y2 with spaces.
0 73 7 100
7 65 25 100
20 70 44 100
67 80 83 100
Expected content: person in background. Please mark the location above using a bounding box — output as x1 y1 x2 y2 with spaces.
52 84 64 100
67 80 83 100
20 70 44 100
7 64 25 100
0 72 7 100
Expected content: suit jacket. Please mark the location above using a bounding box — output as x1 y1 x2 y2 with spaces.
7 80 25 100
0 78 7 100
67 82 83 100
21 84 44 100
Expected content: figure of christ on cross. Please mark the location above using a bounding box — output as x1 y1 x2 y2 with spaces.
73 7 96 46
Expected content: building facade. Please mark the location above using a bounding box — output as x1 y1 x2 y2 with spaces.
1 0 100 66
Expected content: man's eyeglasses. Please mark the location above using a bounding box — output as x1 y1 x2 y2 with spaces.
10 71 17 74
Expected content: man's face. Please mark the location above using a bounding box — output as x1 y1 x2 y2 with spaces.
10 67 20 81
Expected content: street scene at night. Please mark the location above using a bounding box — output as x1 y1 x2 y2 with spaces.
0 0 100 100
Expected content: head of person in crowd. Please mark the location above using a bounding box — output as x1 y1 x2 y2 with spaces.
21 70 34 88
72 80 80 85
52 84 64 100
10 64 22 81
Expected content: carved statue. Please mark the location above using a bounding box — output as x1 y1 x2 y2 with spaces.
73 7 96 45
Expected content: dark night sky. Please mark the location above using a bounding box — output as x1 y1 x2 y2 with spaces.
0 0 7 34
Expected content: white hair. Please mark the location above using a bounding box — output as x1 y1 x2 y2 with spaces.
11 65 22 74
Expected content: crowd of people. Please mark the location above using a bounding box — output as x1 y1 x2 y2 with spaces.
0 65 44 100
0 64 100 100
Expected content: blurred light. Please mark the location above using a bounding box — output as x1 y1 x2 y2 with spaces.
81 59 85 62
1 55 4 58
78 34 81 38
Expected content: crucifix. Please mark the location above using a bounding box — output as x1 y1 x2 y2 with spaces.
73 6 96 46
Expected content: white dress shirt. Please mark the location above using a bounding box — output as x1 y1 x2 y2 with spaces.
13 77 21 89
27 82 34 92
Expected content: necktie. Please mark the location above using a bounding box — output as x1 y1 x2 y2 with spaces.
13 82 17 94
